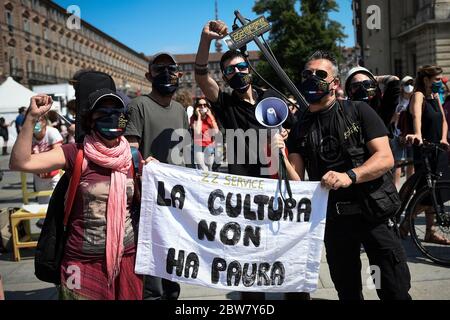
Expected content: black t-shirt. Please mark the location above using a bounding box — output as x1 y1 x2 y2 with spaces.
210 88 293 178
287 101 388 213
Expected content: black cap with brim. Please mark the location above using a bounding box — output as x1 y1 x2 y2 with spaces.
148 52 177 68
88 88 126 111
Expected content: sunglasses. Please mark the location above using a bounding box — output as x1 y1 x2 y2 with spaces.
197 103 208 107
350 80 377 91
151 64 179 74
302 69 329 81
223 62 249 76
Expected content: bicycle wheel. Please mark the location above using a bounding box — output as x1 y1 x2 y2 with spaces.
408 181 450 266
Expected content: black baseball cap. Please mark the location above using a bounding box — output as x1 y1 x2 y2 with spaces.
148 52 178 68
88 88 126 111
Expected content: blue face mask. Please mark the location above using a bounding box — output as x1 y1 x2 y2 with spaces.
34 123 42 134
431 81 443 94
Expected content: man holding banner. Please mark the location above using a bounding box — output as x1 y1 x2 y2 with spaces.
194 20 306 300
277 51 411 300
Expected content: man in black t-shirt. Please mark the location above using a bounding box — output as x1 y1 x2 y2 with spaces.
195 20 302 300
195 20 294 179
277 51 411 300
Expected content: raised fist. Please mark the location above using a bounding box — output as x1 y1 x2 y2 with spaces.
28 95 53 120
202 20 228 40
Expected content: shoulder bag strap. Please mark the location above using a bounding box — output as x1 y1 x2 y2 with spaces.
63 146 84 227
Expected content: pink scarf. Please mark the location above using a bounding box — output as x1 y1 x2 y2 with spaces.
84 133 132 285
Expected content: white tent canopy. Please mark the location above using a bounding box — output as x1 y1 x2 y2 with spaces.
0 77 36 114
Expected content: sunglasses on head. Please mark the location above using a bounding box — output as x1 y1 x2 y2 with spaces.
223 62 249 76
151 64 179 74
350 80 377 91
301 69 329 81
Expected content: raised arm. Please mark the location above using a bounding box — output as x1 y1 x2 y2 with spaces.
195 21 228 103
9 95 66 174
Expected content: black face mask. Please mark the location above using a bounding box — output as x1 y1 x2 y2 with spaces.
228 72 252 94
152 71 179 96
350 87 377 102
94 109 127 140
300 76 333 104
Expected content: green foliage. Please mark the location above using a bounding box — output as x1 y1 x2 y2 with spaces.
252 0 346 92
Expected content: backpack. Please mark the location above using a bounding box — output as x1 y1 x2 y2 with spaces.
73 71 116 143
34 146 141 284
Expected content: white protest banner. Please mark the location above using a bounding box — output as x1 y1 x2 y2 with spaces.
135 162 329 293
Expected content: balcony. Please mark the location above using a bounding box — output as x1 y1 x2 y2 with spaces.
400 2 450 35
27 72 57 85
11 68 24 81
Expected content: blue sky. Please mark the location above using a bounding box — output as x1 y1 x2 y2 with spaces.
53 0 355 55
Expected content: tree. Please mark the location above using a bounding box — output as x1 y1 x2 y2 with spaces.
252 0 346 92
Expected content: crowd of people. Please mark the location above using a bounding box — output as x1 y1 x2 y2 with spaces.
5 19 450 301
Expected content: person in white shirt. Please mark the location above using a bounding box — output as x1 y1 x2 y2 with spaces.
391 76 415 189
32 115 63 204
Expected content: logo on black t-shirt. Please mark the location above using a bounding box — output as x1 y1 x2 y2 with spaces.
319 135 342 163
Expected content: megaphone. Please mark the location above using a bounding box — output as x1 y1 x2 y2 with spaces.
255 97 289 129
255 97 292 211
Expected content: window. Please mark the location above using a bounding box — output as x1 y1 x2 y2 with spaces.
394 59 403 78
6 11 13 32
43 27 48 40
26 59 34 73
23 18 30 33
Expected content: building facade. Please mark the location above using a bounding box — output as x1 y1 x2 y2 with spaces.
0 0 150 95
352 0 450 77
172 51 261 98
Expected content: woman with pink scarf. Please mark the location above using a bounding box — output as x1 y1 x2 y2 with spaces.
10 89 146 300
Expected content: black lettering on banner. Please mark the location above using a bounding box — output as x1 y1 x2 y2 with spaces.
211 258 227 284
242 263 257 287
171 185 185 209
298 198 312 222
156 181 185 209
220 222 241 246
243 226 260 247
157 181 171 206
257 262 271 286
268 197 283 221
166 248 184 277
198 220 217 241
283 198 297 221
243 194 256 220
185 252 199 279
208 189 225 216
227 261 242 286
254 195 269 220
226 193 242 218
271 261 285 285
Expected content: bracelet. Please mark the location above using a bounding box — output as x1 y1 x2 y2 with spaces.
195 66 209 75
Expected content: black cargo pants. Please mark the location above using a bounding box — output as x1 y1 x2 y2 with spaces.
324 214 412 300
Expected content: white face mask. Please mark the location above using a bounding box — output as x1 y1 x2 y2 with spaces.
404 85 414 94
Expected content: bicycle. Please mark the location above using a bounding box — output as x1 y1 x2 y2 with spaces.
395 141 450 266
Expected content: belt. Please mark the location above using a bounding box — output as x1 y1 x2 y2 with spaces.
335 202 363 216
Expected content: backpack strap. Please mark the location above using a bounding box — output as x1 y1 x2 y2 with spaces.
130 147 140 179
63 146 84 227
130 147 142 208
